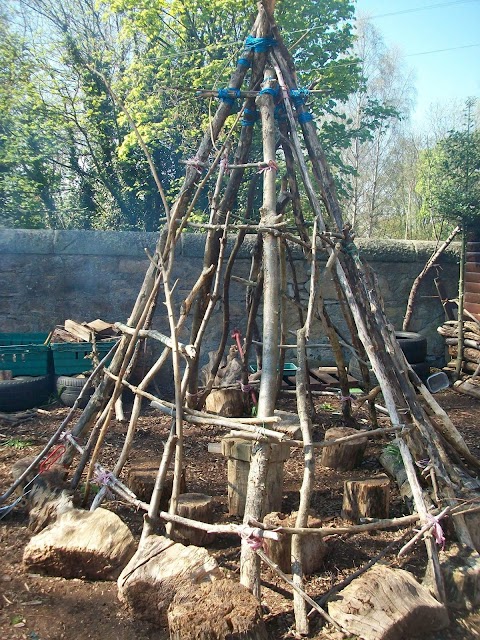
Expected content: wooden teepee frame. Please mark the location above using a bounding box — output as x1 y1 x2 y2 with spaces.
3 1 480 634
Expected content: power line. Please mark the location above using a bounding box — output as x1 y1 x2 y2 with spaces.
148 0 480 64
357 0 480 21
407 42 480 56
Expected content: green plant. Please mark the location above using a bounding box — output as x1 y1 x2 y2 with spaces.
319 402 334 412
1 438 33 449
10 614 25 626
383 443 402 464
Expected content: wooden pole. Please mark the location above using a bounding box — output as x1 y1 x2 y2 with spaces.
291 220 318 634
240 62 279 598
455 225 467 380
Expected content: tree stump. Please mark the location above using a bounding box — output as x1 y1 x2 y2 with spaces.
221 439 290 517
170 493 215 546
320 427 368 471
205 389 246 417
167 578 268 639
126 461 186 506
262 512 327 575
341 475 390 523
24 507 136 580
118 535 222 627
441 544 480 610
327 565 449 640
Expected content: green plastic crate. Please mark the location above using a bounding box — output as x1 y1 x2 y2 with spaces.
249 362 298 376
0 332 52 376
51 340 117 375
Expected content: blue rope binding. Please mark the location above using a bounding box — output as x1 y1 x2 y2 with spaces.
244 35 277 53
241 107 259 127
298 111 314 124
237 57 251 68
259 85 279 98
217 87 242 106
290 88 310 108
274 102 287 122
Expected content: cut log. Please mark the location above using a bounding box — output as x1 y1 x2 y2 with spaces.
341 475 390 523
446 337 480 350
438 327 479 342
262 511 327 575
23 507 136 580
170 493 215 546
463 510 480 553
454 379 480 400
118 534 222 626
449 345 480 363
444 320 480 336
327 565 449 640
320 427 367 471
221 439 290 517
167 578 268 640
442 544 480 610
445 360 478 374
379 448 413 507
205 388 246 417
64 319 93 342
85 319 117 337
126 461 186 506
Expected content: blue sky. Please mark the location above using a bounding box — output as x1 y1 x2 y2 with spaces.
353 0 480 126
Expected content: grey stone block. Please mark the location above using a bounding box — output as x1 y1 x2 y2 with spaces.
53 230 157 256
0 229 55 255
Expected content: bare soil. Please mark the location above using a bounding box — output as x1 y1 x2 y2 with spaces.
1 388 480 640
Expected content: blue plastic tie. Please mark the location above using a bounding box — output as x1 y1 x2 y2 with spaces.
274 103 287 121
290 88 310 108
244 35 277 53
217 87 241 105
241 107 259 127
298 111 314 124
259 86 279 98
237 57 251 68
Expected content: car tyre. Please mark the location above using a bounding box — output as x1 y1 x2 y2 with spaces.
55 375 93 408
394 331 428 364
0 375 53 412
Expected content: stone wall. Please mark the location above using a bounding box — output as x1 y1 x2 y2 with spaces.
0 229 460 366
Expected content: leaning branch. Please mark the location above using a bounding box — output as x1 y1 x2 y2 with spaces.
403 225 460 330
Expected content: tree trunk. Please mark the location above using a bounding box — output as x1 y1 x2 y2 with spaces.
240 58 281 597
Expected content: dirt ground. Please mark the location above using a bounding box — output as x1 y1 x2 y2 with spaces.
1 388 480 640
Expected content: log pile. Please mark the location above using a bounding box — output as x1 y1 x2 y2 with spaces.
438 319 480 377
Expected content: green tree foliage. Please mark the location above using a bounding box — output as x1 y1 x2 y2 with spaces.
337 19 413 237
0 9 61 228
417 103 480 232
2 0 398 231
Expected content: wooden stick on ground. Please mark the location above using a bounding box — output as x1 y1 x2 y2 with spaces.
257 549 348 636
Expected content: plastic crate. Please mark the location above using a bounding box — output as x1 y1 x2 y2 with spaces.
0 332 52 376
249 362 298 376
51 340 117 375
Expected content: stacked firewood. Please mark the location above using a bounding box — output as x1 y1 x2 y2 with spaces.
438 319 480 376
